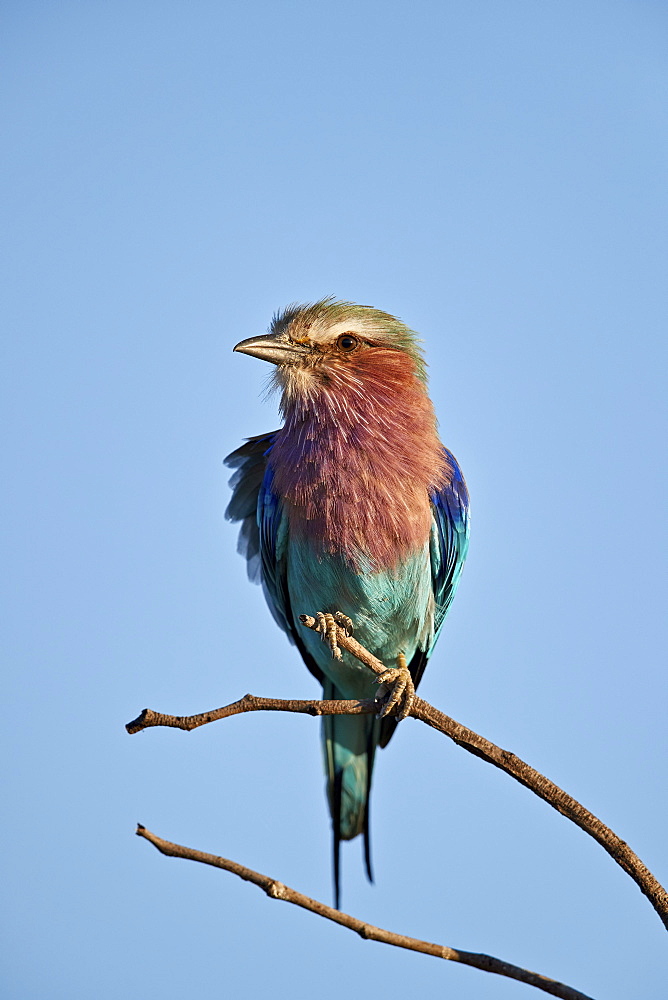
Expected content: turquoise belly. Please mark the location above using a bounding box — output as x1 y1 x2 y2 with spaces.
286 537 434 698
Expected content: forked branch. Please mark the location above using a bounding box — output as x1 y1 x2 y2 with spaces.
136 824 595 1000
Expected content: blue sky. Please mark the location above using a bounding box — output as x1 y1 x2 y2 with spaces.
2 2 667 998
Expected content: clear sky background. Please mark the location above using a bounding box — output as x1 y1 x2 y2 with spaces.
2 3 667 998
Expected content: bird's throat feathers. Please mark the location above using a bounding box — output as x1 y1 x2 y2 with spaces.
269 348 448 570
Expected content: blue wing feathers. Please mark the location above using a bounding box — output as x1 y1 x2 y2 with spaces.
225 432 278 582
258 468 293 637
225 433 324 683
429 447 470 649
382 446 468 720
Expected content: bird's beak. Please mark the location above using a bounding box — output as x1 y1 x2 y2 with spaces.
233 334 308 366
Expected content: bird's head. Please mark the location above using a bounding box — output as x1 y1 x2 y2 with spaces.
233 298 427 417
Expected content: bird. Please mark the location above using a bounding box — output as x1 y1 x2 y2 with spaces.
225 298 469 906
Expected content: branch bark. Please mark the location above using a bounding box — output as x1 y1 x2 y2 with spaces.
136 824 595 1000
126 616 668 932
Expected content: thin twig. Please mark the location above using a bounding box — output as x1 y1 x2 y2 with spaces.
136 824 595 1000
126 619 668 932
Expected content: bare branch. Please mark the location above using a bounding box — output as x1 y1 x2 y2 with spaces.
412 698 668 931
136 824 595 1000
126 619 668 932
126 694 377 734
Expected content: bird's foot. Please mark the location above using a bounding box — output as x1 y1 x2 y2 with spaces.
376 653 415 720
314 611 354 660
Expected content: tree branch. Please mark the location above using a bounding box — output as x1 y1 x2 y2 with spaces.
126 617 668 932
126 694 375 734
136 824 595 1000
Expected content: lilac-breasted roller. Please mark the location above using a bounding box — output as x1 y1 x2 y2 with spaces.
226 299 469 905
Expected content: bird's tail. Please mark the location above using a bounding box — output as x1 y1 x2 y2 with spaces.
322 678 380 908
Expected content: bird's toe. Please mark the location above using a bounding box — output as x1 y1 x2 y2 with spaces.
314 611 346 660
376 653 415 720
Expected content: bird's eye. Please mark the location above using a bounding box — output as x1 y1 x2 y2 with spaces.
337 334 359 352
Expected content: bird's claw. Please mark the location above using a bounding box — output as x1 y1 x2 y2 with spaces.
314 612 354 660
376 653 415 720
